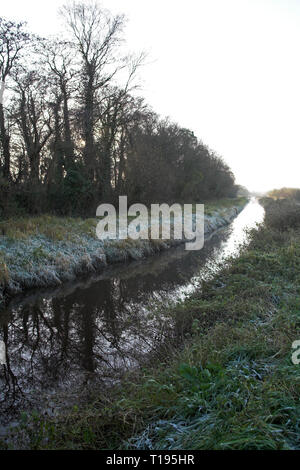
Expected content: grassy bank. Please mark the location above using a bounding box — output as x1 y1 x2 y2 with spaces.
0 198 247 305
4 197 300 450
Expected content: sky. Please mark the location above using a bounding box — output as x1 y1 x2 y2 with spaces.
1 0 300 192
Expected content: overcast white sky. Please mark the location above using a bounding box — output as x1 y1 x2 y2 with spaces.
2 0 300 192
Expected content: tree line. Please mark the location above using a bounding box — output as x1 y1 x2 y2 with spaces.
267 187 300 201
0 1 237 217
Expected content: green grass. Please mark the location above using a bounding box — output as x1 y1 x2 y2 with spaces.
203 197 248 216
6 196 300 451
0 198 247 242
0 215 98 241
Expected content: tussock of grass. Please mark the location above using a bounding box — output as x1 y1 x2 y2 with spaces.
6 199 300 450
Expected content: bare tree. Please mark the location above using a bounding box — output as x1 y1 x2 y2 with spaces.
39 38 78 173
13 70 53 184
96 54 146 199
0 18 29 179
60 1 125 182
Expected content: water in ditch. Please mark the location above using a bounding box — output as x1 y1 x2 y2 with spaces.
0 198 264 431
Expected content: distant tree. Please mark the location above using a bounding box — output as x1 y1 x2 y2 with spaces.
268 187 300 201
236 185 250 197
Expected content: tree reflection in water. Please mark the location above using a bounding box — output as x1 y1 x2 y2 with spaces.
0 200 265 427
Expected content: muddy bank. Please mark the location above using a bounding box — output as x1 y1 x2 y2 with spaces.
0 202 246 305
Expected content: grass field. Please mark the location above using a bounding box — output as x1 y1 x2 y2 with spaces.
0 198 247 241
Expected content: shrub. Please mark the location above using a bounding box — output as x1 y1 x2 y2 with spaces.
262 199 300 231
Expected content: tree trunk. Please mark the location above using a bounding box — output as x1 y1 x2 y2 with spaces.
83 76 95 181
0 103 11 179
62 85 75 170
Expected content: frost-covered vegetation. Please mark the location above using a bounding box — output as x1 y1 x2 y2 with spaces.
6 197 299 450
0 198 247 304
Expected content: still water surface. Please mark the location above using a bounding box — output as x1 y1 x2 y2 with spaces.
0 199 264 428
